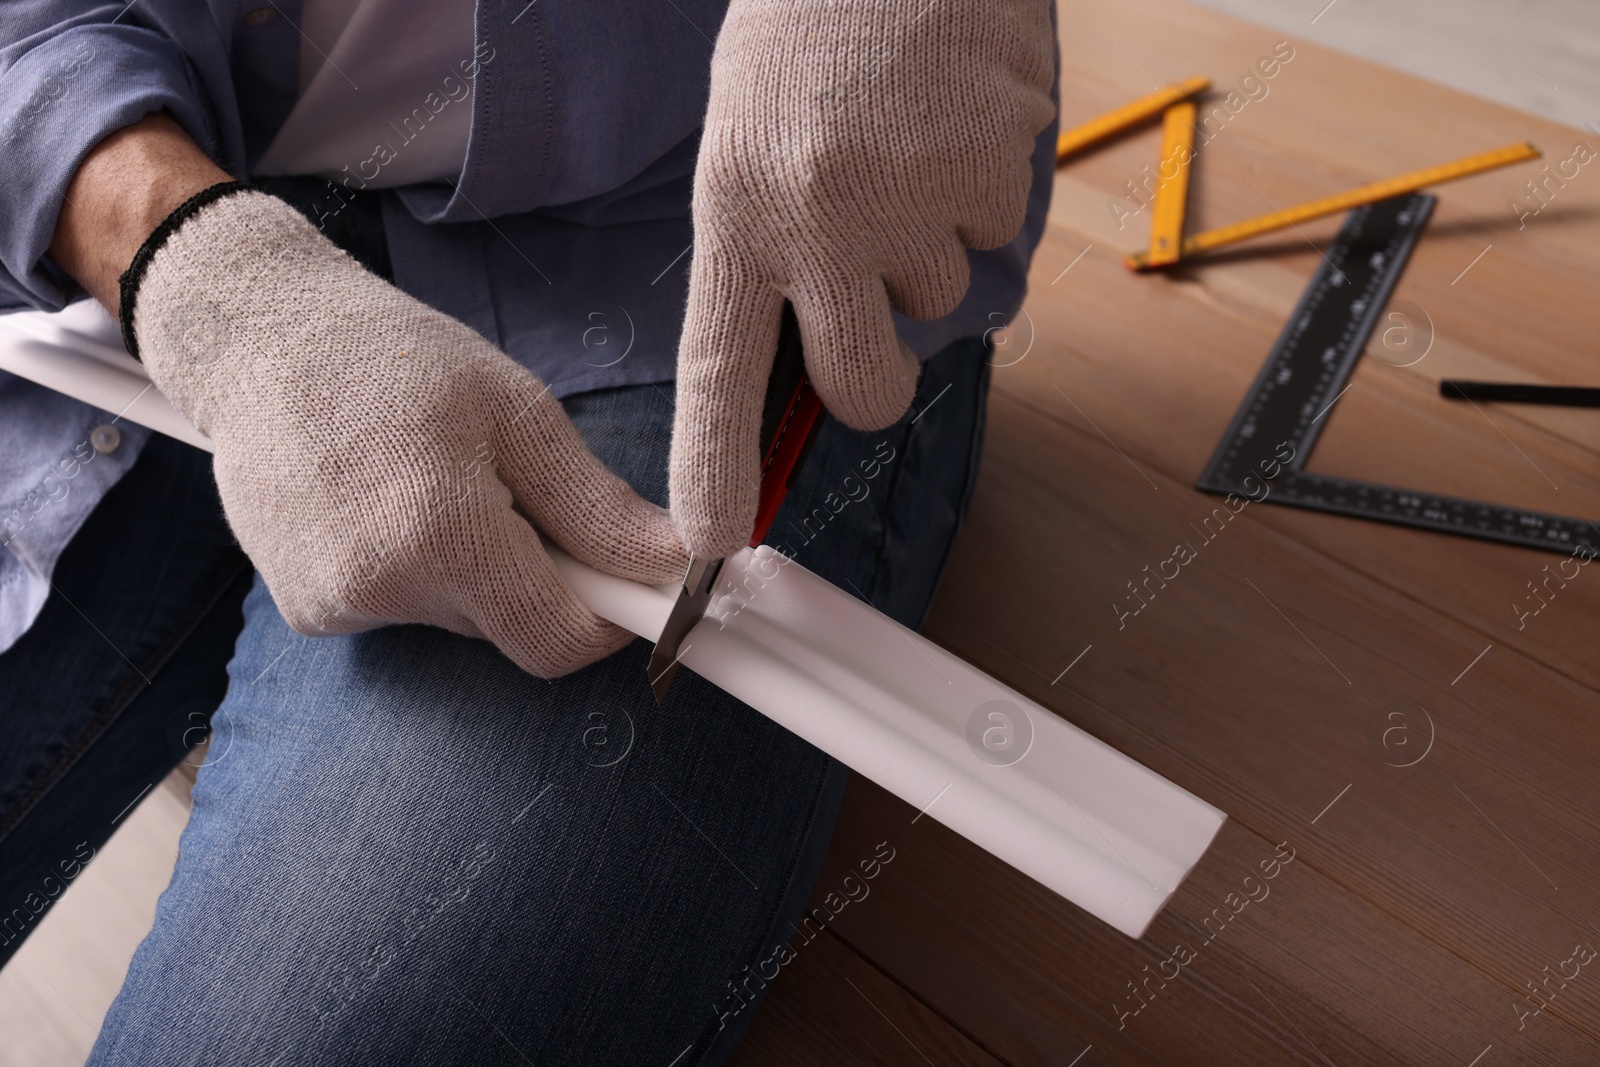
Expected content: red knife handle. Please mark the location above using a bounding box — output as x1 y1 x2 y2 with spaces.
750 303 826 548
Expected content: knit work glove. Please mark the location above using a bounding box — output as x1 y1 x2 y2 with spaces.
127 189 686 677
669 0 1055 557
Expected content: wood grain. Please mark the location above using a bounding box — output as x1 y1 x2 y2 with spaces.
729 930 1009 1067
754 0 1600 1062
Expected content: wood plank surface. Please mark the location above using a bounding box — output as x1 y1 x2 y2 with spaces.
748 0 1600 1062
730 930 1009 1067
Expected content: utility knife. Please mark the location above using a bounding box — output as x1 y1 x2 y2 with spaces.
648 303 825 702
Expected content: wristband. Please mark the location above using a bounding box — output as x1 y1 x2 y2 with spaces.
118 179 252 362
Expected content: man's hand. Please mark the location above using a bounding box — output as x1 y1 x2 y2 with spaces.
51 116 686 677
669 0 1055 557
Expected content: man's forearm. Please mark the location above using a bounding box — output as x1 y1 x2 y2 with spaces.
47 112 231 316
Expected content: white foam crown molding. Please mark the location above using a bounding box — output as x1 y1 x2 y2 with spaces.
1 302 1225 939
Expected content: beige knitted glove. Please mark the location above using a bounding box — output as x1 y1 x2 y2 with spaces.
128 189 686 677
670 0 1055 556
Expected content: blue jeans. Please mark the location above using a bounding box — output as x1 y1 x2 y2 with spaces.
0 181 993 1065
93 351 987 1065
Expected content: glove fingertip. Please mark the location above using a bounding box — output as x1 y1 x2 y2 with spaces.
812 340 920 432
671 473 757 560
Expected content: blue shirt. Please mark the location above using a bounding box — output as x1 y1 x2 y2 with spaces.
0 0 1059 653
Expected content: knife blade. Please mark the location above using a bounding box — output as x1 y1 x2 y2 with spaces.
649 302 825 702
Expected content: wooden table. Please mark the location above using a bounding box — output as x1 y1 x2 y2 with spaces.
732 0 1600 1062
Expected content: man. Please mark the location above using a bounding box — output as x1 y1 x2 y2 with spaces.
0 0 1056 1062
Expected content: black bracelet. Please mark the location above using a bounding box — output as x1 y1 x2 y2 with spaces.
117 179 253 362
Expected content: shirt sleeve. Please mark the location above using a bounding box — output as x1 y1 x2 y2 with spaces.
0 5 226 311
0 370 151 656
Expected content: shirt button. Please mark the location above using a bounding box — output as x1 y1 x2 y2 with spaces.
90 424 122 455
242 6 277 25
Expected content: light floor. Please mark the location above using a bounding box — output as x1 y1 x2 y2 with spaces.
0 775 193 1063
3 2 1596 1064
1185 0 1600 128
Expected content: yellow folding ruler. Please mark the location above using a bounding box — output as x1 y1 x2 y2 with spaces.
1055 77 1207 270
1056 82 1542 272
1143 100 1198 268
1055 75 1209 163
1126 141 1543 271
